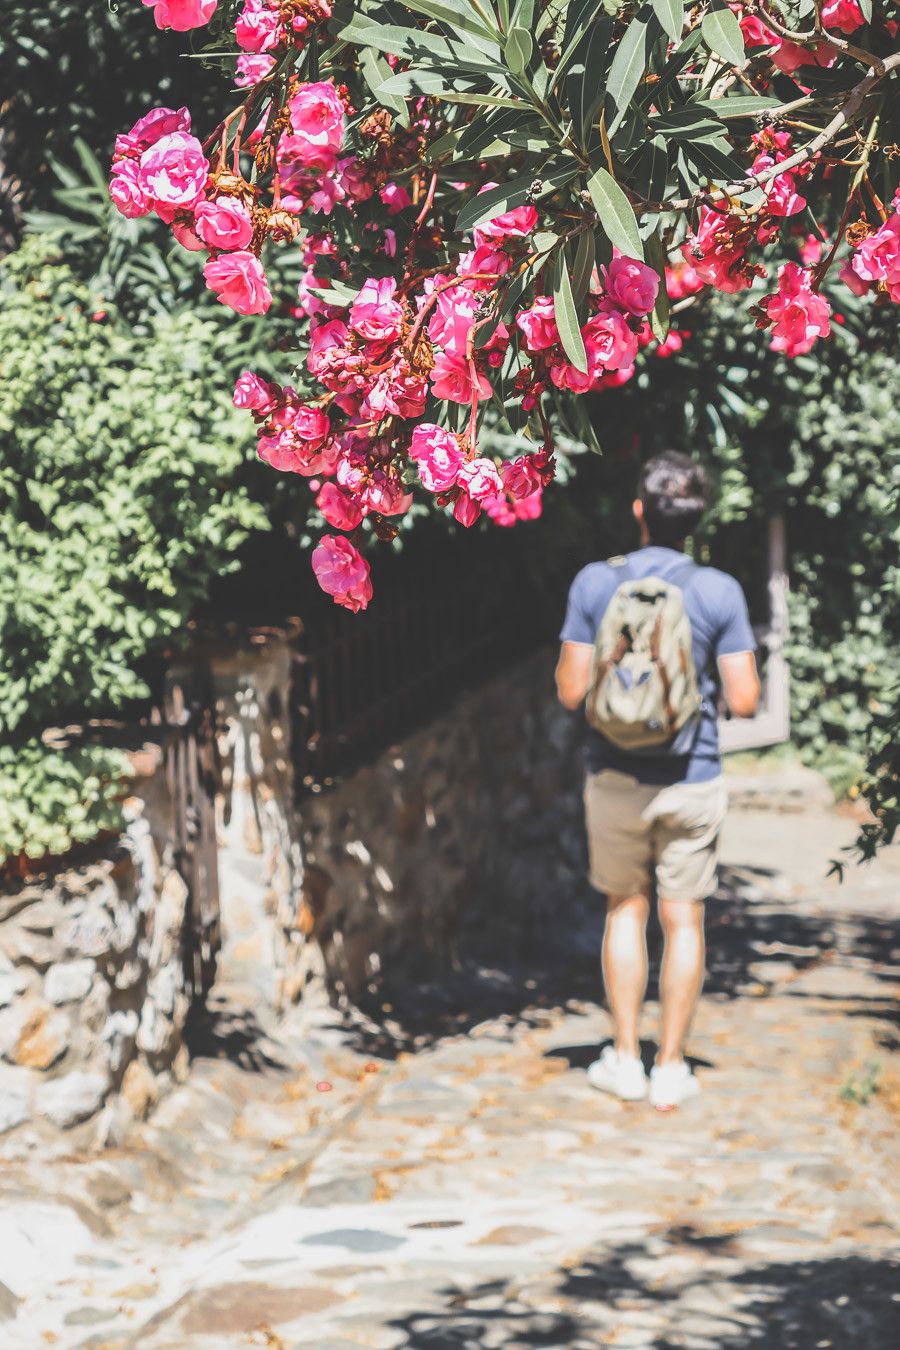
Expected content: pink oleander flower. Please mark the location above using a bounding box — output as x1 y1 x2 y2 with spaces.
760 263 831 356
203 250 272 314
381 183 412 214
665 261 704 300
430 351 492 404
235 53 275 87
194 196 254 251
312 535 373 612
457 242 511 290
851 215 900 293
736 11 777 46
839 260 871 296
583 308 638 372
138 132 208 211
427 286 477 355
821 0 865 34
235 0 281 52
317 482 364 531
457 457 503 503
515 296 560 352
110 160 152 218
486 486 544 526
361 473 413 518
172 216 205 250
409 424 465 493
114 106 191 159
603 254 660 316
452 491 482 527
233 371 280 414
655 330 685 358
142 0 217 30
286 82 345 170
501 455 544 500
772 38 836 74
473 193 538 245
799 234 824 266
681 208 752 293
349 277 403 345
339 158 376 203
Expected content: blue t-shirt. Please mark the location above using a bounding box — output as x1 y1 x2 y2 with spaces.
560 546 756 784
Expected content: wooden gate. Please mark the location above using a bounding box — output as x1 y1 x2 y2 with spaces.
718 516 790 753
162 689 221 1005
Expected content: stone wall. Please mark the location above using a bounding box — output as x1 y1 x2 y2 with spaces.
295 646 597 1000
0 753 190 1143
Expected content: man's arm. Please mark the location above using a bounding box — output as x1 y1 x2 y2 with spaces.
556 642 593 711
718 651 760 718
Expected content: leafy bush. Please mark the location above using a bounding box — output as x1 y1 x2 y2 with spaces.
0 236 267 866
0 743 129 870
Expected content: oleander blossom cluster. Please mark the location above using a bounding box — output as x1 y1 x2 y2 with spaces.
111 0 900 610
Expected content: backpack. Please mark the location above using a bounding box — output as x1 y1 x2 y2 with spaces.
585 556 702 754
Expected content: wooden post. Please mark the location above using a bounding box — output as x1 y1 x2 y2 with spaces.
718 515 791 753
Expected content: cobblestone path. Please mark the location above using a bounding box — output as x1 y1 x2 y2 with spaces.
2 803 898 1348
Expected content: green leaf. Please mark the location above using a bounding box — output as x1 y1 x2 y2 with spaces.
650 0 684 43
359 48 407 120
456 168 576 231
858 0 872 18
341 19 503 73
605 15 651 137
553 251 588 373
505 25 533 74
585 165 643 258
700 8 746 67
566 15 615 147
378 70 486 96
571 228 596 307
627 133 669 204
439 90 525 107
403 0 500 42
649 106 726 139
698 93 783 118
680 137 744 186
644 227 670 343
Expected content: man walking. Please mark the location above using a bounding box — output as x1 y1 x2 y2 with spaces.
556 452 760 1110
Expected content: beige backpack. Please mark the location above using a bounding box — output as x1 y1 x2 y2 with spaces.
586 557 702 753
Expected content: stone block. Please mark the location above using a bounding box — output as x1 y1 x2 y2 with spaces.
18 899 63 935
45 960 95 1006
120 1059 158 1121
0 968 29 1009
100 1010 139 1077
0 997 69 1070
0 1075 29 1135
36 1071 109 1128
61 908 116 960
0 929 58 972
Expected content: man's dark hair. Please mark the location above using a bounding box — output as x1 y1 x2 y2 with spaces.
638 451 708 546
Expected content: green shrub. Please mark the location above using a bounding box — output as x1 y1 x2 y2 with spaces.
0 237 267 866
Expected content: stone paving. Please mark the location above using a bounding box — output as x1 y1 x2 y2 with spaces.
1 802 898 1348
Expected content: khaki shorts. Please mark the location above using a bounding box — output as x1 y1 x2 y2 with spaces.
583 769 728 902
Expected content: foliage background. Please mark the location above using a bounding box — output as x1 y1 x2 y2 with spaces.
0 2 896 867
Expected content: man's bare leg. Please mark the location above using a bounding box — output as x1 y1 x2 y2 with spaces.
602 892 651 1059
657 897 705 1066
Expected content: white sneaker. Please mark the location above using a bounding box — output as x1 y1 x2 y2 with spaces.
587 1046 648 1101
649 1060 702 1112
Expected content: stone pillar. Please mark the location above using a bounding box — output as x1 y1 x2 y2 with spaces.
0 746 191 1145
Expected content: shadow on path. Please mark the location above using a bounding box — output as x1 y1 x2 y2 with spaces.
183 996 289 1073
389 1233 900 1349
340 863 898 1059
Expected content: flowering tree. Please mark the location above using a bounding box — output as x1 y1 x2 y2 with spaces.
111 0 899 609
